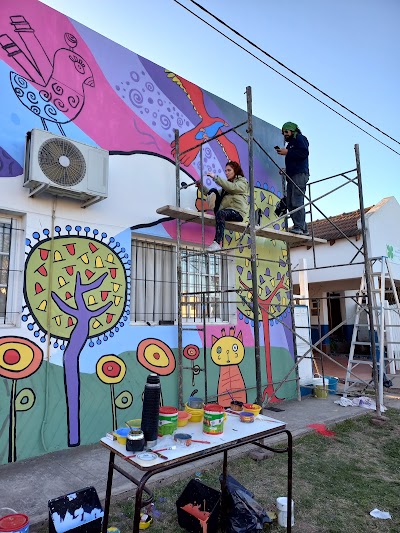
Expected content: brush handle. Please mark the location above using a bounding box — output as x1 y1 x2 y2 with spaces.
191 440 211 444
226 390 236 401
152 451 168 459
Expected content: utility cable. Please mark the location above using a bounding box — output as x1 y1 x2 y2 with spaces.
173 0 400 157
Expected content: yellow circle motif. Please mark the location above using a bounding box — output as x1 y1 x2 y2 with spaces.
144 344 170 368
0 342 34 372
96 355 126 384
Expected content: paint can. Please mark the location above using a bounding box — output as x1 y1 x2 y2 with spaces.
230 400 243 411
0 513 30 533
187 397 204 409
276 497 294 528
174 432 193 447
325 376 339 394
239 411 254 423
312 378 328 399
158 406 178 436
203 404 225 435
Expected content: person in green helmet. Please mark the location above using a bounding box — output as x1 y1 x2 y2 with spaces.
276 122 309 235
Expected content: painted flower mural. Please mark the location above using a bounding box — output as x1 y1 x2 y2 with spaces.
0 336 43 462
96 354 132 430
136 338 176 376
183 343 201 386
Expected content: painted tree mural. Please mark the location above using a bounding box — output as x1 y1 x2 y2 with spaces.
229 188 290 403
23 226 129 446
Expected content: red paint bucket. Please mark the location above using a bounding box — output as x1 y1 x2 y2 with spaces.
0 514 29 533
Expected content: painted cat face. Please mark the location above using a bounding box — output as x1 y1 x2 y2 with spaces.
211 328 244 366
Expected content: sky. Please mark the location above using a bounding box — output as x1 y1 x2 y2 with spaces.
40 0 400 218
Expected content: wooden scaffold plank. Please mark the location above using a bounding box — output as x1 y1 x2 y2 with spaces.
156 205 327 245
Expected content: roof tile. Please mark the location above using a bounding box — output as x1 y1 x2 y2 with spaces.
307 206 373 241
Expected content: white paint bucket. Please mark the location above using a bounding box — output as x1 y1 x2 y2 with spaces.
276 497 294 528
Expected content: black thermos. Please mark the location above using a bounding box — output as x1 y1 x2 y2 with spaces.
141 373 161 448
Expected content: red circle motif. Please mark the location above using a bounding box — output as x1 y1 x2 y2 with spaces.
3 349 21 365
136 338 176 376
183 344 200 361
0 337 43 379
102 361 121 378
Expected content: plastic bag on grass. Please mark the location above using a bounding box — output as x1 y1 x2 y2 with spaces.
220 474 272 533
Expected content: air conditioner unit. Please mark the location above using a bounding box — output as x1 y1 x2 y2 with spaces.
23 129 109 207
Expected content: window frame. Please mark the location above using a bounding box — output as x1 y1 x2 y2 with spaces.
130 235 236 326
0 211 24 328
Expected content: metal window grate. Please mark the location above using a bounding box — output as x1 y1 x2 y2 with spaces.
0 221 12 320
131 238 229 324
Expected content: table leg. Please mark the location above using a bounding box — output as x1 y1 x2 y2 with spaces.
251 429 293 532
102 451 115 533
220 450 228 532
286 430 293 533
132 471 154 533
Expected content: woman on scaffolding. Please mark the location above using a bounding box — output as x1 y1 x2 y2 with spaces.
195 160 249 252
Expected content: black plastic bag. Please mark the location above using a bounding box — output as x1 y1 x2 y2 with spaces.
220 474 271 533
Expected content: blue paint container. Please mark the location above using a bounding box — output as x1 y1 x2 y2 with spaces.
325 376 339 394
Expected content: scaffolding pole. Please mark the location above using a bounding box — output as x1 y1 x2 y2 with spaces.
175 129 184 409
167 87 381 415
355 144 381 415
246 86 262 405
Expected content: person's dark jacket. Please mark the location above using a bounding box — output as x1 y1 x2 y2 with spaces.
285 133 309 177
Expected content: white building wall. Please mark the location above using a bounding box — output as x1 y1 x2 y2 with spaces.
291 237 364 286
364 196 400 281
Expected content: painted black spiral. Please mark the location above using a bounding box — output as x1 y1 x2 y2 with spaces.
140 373 161 447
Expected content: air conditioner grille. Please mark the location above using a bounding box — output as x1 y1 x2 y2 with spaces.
38 138 86 187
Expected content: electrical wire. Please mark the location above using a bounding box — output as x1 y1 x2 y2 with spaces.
173 0 400 157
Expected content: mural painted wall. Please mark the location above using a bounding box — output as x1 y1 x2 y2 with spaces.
0 0 296 464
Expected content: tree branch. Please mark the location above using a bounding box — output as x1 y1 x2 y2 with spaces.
51 291 78 318
90 301 113 318
81 272 109 294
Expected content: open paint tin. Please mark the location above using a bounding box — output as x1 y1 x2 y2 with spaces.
240 411 255 423
174 432 192 447
230 400 243 412
187 397 204 409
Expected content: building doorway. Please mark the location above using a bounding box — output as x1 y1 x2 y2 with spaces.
327 292 346 353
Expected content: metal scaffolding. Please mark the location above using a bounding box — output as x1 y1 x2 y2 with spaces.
160 86 387 415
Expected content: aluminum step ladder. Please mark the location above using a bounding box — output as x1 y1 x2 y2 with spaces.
343 256 400 405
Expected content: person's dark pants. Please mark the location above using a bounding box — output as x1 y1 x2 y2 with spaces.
215 208 243 244
286 173 309 231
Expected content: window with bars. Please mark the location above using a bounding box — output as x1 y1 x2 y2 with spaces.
0 214 23 326
131 238 232 324
181 249 229 322
0 220 11 322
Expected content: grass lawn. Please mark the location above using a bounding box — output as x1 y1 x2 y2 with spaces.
105 407 400 532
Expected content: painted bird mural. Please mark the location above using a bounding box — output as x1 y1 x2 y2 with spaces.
0 16 94 135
